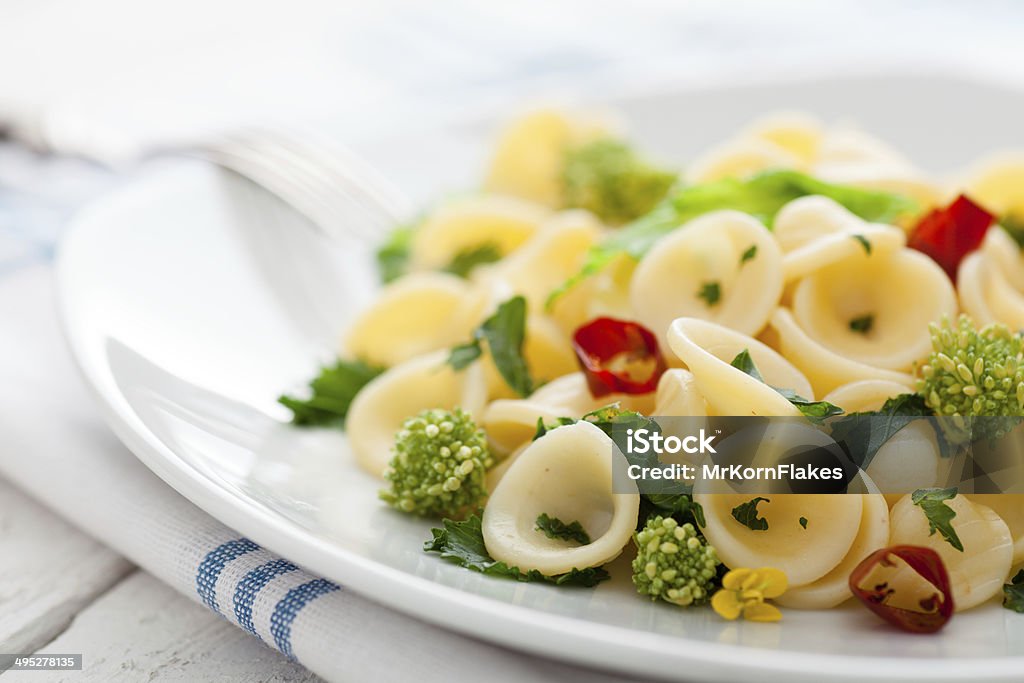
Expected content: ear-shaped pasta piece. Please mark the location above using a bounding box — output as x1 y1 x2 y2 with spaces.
346 351 487 477
890 494 1013 610
487 210 601 334
481 420 640 575
482 372 656 456
968 495 1024 565
743 112 823 165
770 308 916 398
790 249 956 372
410 195 547 270
813 128 942 212
964 152 1024 217
485 109 613 207
685 138 799 184
822 379 917 413
864 421 942 498
482 314 578 401
773 196 906 282
693 491 864 587
667 318 810 416
958 252 1000 327
344 272 485 367
775 494 890 608
653 369 708 417
631 211 783 342
957 230 1024 330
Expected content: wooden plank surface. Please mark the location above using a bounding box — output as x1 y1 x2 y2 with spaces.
0 478 132 654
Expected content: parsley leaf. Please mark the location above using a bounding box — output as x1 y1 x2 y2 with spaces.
729 350 843 423
697 281 721 306
278 359 385 426
911 487 964 552
799 516 808 529
641 494 706 529
442 243 502 278
535 513 591 545
1004 569 1024 613
849 314 874 334
376 224 417 283
732 497 770 531
447 296 533 396
740 244 758 264
851 233 872 255
424 514 608 587
548 170 916 306
829 393 932 468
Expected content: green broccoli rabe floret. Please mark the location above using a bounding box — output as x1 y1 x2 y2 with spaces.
561 139 677 225
919 315 1024 440
380 408 493 518
632 516 720 607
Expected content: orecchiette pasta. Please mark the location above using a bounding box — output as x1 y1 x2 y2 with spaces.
485 109 613 207
410 195 548 270
667 317 811 416
344 272 485 367
958 228 1024 329
631 211 784 342
789 249 957 372
686 137 801 184
890 494 1014 610
775 494 890 608
481 420 640 575
694 491 864 587
482 372 656 456
346 350 487 476
773 196 906 283
822 379 918 413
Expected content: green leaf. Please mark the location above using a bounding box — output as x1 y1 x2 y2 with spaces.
911 487 964 552
731 497 770 531
535 513 591 545
448 296 533 397
697 281 721 307
424 514 609 587
1004 569 1024 613
740 244 758 264
1001 215 1024 249
851 233 872 255
447 340 483 370
848 314 874 334
278 359 385 426
442 243 502 278
376 224 417 283
642 494 706 529
729 350 843 423
829 393 933 468
548 170 916 305
561 139 677 225
799 516 808 529
729 349 764 382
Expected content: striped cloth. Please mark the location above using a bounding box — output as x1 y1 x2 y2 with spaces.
0 150 640 682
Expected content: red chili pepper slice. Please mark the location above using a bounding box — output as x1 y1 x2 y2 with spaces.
572 317 667 397
848 545 954 634
907 194 994 282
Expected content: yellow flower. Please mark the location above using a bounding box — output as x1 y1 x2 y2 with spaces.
711 567 788 622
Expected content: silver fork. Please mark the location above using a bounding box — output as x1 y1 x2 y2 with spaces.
198 126 413 244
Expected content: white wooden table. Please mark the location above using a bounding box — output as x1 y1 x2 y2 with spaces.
0 476 323 681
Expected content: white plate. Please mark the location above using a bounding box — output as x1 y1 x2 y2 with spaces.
58 74 1024 682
